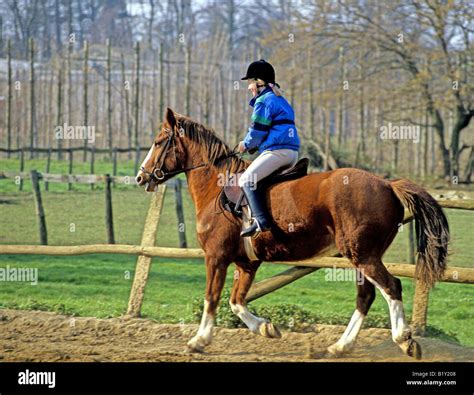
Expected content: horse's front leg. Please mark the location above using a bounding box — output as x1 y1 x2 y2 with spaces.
229 262 281 338
187 256 229 353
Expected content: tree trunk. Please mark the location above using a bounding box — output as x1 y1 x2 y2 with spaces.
83 40 89 161
134 42 141 148
121 53 132 159
431 109 450 177
56 62 63 159
106 39 113 158
337 46 345 148
159 42 164 120
307 45 315 140
450 105 473 179
29 38 36 159
6 39 12 158
184 43 191 116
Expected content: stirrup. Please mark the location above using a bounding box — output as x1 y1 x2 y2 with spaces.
240 220 260 238
241 217 269 238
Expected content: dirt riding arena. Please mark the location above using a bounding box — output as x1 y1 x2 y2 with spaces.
1 309 473 362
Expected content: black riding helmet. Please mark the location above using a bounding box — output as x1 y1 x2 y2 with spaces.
241 59 276 85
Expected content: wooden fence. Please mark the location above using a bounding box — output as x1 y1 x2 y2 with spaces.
0 170 188 248
0 182 473 335
0 146 151 179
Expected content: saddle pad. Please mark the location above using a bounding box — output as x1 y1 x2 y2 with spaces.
223 173 248 206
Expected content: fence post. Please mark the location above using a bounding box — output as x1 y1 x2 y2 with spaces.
68 149 73 191
174 178 187 248
411 279 430 336
19 148 24 191
134 146 141 176
112 147 118 188
105 174 115 244
30 170 47 245
45 147 52 191
90 146 95 190
126 184 167 317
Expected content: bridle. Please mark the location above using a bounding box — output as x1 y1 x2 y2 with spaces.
140 125 240 182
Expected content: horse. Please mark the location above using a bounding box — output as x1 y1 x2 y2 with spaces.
136 108 449 359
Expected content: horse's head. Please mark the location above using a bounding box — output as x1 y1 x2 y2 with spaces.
136 108 187 192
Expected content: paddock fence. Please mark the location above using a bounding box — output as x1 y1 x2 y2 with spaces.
1 179 473 335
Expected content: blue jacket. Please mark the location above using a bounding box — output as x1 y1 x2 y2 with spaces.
243 86 300 153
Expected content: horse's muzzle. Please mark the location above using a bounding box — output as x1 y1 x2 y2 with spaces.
136 170 159 192
135 171 148 186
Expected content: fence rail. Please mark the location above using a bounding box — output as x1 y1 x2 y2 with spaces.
0 244 472 283
0 171 186 187
1 146 152 179
0 147 150 154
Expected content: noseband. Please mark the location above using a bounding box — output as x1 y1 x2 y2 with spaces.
140 126 240 182
140 126 176 181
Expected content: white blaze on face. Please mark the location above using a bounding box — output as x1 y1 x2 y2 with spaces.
137 144 155 178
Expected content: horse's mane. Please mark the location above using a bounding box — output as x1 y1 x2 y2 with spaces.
176 114 248 174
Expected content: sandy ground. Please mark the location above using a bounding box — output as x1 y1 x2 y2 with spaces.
0 309 472 362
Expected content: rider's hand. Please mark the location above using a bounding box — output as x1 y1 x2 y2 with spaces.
238 141 247 153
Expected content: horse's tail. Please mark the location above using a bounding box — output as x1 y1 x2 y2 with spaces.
390 179 450 288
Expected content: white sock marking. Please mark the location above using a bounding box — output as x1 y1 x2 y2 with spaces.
365 275 410 343
190 300 214 347
332 309 365 352
230 303 265 333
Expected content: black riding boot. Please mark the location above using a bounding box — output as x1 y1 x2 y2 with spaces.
240 183 272 237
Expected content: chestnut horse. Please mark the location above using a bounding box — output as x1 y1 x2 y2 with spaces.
136 108 449 359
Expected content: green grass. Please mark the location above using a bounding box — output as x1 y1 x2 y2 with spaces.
0 254 472 345
0 157 473 346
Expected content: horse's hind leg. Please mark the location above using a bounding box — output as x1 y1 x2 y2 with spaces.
229 262 281 339
360 260 422 359
327 271 375 357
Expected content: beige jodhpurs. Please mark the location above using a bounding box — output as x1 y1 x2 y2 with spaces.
238 149 299 188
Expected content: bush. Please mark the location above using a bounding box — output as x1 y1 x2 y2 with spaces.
192 288 253 329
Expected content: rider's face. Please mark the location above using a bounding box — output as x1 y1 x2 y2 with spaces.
248 79 259 97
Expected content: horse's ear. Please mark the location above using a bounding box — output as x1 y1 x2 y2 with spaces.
164 107 177 130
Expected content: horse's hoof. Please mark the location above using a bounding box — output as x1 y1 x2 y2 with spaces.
326 343 345 358
186 337 206 353
406 339 422 360
306 345 328 359
259 322 281 338
186 345 204 353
